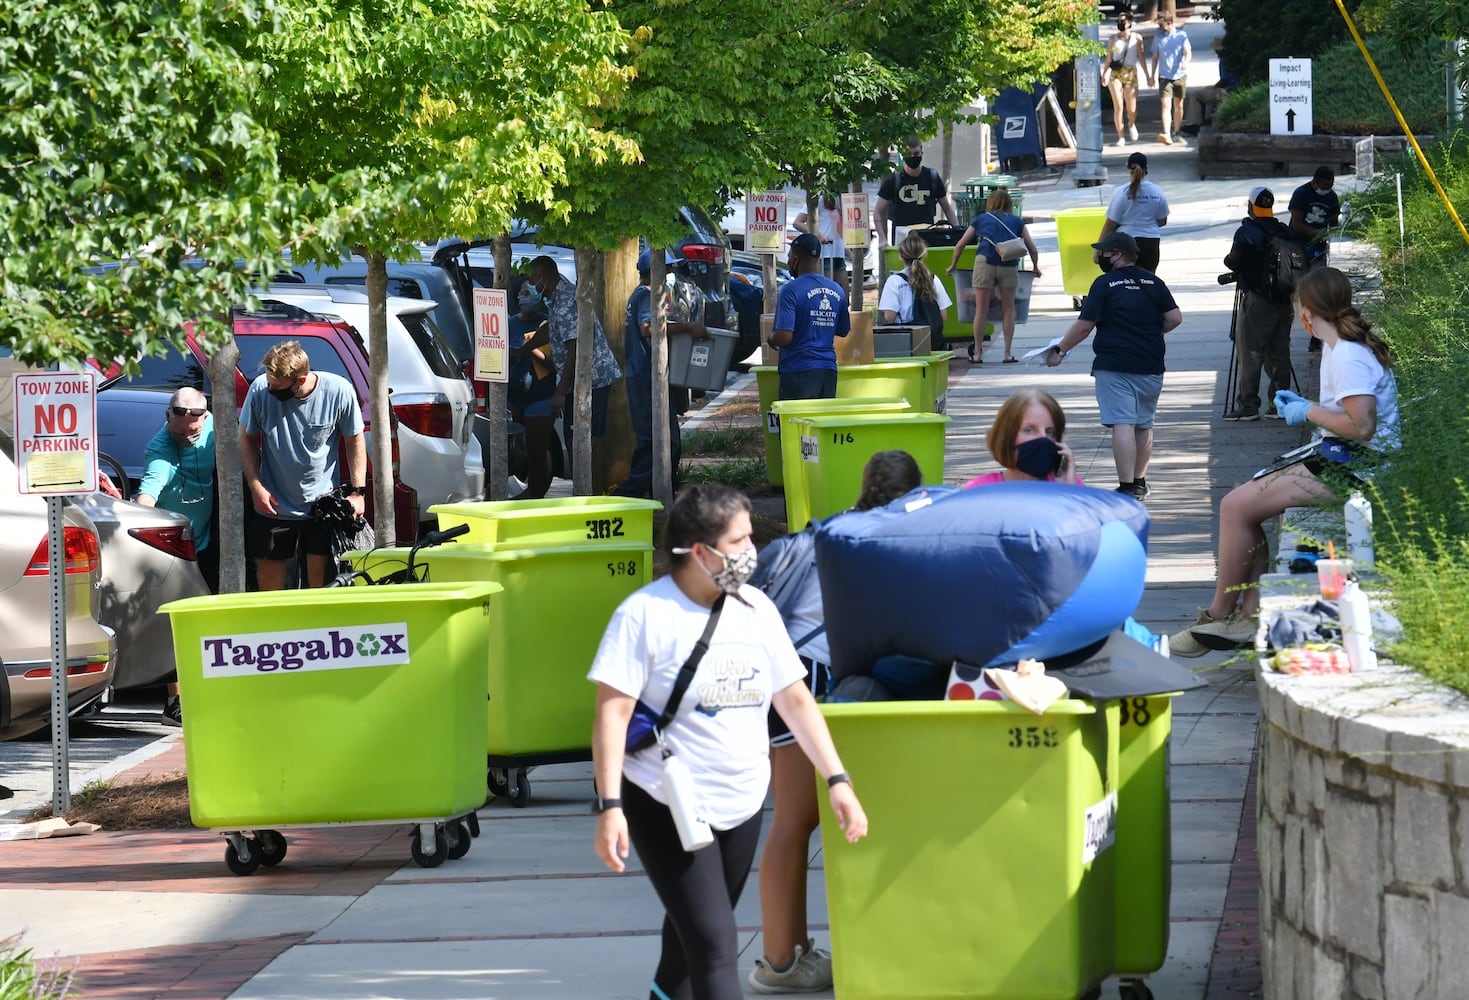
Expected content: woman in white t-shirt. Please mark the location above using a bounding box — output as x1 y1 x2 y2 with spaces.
1101 13 1149 148
877 232 952 347
589 484 867 1000
1171 267 1399 656
1098 151 1169 273
793 193 848 285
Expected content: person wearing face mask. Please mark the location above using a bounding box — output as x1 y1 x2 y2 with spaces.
1289 166 1341 265
1171 267 1398 655
1222 187 1296 422
873 135 959 250
1045 231 1183 500
240 340 366 591
589 483 868 1000
137 386 217 724
963 389 1080 487
507 275 557 499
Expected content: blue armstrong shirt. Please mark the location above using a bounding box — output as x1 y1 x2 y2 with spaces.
241 371 364 520
773 274 850 373
138 414 215 550
623 285 654 383
1079 266 1177 376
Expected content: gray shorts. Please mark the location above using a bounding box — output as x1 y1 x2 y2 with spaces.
1095 370 1164 429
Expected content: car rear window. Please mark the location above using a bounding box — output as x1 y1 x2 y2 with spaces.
399 312 464 380
237 334 356 391
114 345 213 395
323 275 427 301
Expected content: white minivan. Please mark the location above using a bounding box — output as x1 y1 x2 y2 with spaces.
261 286 484 521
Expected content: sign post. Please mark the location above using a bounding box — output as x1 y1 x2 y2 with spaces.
841 192 870 310
14 369 100 816
472 287 510 384
748 192 788 356
1269 58 1313 136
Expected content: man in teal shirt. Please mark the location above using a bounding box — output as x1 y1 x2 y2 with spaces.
137 386 216 724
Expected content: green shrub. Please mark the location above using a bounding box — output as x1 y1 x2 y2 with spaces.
1214 34 1447 135
0 938 75 1000
1213 0 1366 87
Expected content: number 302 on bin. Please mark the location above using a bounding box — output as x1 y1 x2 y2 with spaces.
586 516 626 540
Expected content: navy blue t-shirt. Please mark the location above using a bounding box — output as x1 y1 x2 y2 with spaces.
1079 266 1177 375
623 285 653 383
967 212 1026 267
774 274 850 373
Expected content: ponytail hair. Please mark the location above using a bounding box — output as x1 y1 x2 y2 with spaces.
1128 162 1145 200
1297 266 1392 368
898 233 938 303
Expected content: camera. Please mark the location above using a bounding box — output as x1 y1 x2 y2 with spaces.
1217 272 1237 285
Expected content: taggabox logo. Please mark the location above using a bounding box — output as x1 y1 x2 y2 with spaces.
200 623 411 678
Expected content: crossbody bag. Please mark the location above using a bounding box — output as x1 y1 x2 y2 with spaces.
624 594 727 752
984 214 1028 262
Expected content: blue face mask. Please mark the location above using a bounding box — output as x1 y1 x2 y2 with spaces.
519 286 544 313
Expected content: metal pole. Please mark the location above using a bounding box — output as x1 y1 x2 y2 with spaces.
1396 172 1405 283
47 497 70 816
1073 22 1109 187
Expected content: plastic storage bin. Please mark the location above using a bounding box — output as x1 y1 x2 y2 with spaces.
1114 695 1174 980
765 396 913 488
669 326 741 391
835 359 938 415
344 543 650 805
429 496 661 548
785 411 949 529
161 582 501 872
1054 206 1109 300
955 264 1038 328
868 351 954 414
817 700 1119 1000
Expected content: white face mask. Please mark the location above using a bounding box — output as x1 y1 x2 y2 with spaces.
701 545 758 593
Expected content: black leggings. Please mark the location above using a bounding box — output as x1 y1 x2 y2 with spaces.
623 780 764 1000
1133 236 1161 274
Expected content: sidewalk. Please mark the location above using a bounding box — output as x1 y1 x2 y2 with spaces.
0 110 1374 998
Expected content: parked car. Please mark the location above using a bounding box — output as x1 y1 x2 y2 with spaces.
0 426 116 740
70 491 209 691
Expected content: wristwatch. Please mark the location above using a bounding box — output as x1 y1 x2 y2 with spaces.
592 796 623 814
345 485 367 496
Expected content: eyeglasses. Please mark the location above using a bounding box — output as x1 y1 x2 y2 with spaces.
170 406 207 417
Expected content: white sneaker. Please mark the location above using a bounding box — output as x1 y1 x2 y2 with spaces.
1115 136 1127 148
749 940 833 994
1128 124 1139 141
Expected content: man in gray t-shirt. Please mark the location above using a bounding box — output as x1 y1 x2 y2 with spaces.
240 340 366 589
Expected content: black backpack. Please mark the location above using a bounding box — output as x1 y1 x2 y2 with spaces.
897 272 946 344
1260 223 1308 303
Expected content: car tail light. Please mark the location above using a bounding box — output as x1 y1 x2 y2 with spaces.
128 525 198 561
23 656 111 680
682 244 725 266
25 527 101 576
394 398 455 438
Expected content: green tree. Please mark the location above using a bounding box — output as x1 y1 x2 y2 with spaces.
254 0 637 537
0 0 293 593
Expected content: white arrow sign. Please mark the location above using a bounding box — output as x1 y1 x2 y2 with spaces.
1269 58 1312 136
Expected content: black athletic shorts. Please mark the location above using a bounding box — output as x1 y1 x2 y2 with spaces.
768 655 830 748
246 514 334 560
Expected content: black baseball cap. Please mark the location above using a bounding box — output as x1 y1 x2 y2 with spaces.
1126 152 1148 171
1092 231 1139 256
790 232 823 258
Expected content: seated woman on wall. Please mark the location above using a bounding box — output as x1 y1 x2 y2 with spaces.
964 389 1081 487
1170 266 1399 656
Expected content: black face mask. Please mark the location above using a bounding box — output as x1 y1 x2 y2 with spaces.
269 386 296 402
1097 252 1116 274
904 154 923 169
1015 436 1062 479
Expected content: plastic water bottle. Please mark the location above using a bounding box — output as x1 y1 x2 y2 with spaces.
1345 492 1375 569
1339 581 1377 672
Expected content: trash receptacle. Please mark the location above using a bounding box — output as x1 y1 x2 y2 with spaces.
868 351 955 414
345 543 650 805
429 496 662 548
786 411 950 528
163 582 501 829
767 397 913 488
817 699 1119 1000
958 174 1025 219
1055 206 1109 300
1114 695 1174 980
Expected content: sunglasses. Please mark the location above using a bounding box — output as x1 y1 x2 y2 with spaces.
170 406 207 417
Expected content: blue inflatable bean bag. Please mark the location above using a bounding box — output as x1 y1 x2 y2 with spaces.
815 482 1149 679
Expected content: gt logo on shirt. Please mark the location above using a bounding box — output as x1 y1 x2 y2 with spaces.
897 183 932 206
200 623 411 677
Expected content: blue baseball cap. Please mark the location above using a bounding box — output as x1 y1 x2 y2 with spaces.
636 248 680 272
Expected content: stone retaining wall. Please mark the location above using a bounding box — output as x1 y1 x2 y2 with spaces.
1197 134 1415 180
1257 628 1469 998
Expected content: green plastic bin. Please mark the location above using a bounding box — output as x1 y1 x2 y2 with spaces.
835 359 937 415
345 543 649 771
817 700 1119 1000
786 411 950 529
1114 695 1174 977
161 583 501 828
767 397 913 488
1054 206 1109 299
868 351 955 414
429 496 662 548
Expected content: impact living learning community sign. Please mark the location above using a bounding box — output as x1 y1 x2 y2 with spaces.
746 191 788 255
472 287 510 383
13 370 98 495
1269 58 1312 136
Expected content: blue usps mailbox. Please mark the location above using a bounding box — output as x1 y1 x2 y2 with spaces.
994 86 1046 173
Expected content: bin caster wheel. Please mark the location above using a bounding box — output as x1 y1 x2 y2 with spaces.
506 768 531 808
225 840 261 876
1118 979 1154 1000
487 767 511 798
255 830 287 867
411 827 448 868
465 811 481 838
446 820 472 860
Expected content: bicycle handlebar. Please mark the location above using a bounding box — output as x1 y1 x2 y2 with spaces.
419 523 471 548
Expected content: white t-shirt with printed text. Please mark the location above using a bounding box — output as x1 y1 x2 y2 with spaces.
1318 339 1400 452
588 576 807 829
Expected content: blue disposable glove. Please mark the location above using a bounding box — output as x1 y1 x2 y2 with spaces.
1273 389 1312 426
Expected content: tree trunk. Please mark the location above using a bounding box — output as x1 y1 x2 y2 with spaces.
650 248 673 507
364 251 396 546
485 235 511 500
597 246 637 493
572 247 597 495
207 336 244 593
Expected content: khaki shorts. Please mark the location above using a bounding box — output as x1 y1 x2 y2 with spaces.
971 261 1020 290
1160 77 1188 101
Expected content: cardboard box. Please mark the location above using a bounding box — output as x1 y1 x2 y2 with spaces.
871 324 931 358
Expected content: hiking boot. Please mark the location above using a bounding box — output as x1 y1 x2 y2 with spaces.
1223 406 1260 422
749 940 833 994
1191 609 1259 650
161 696 183 727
